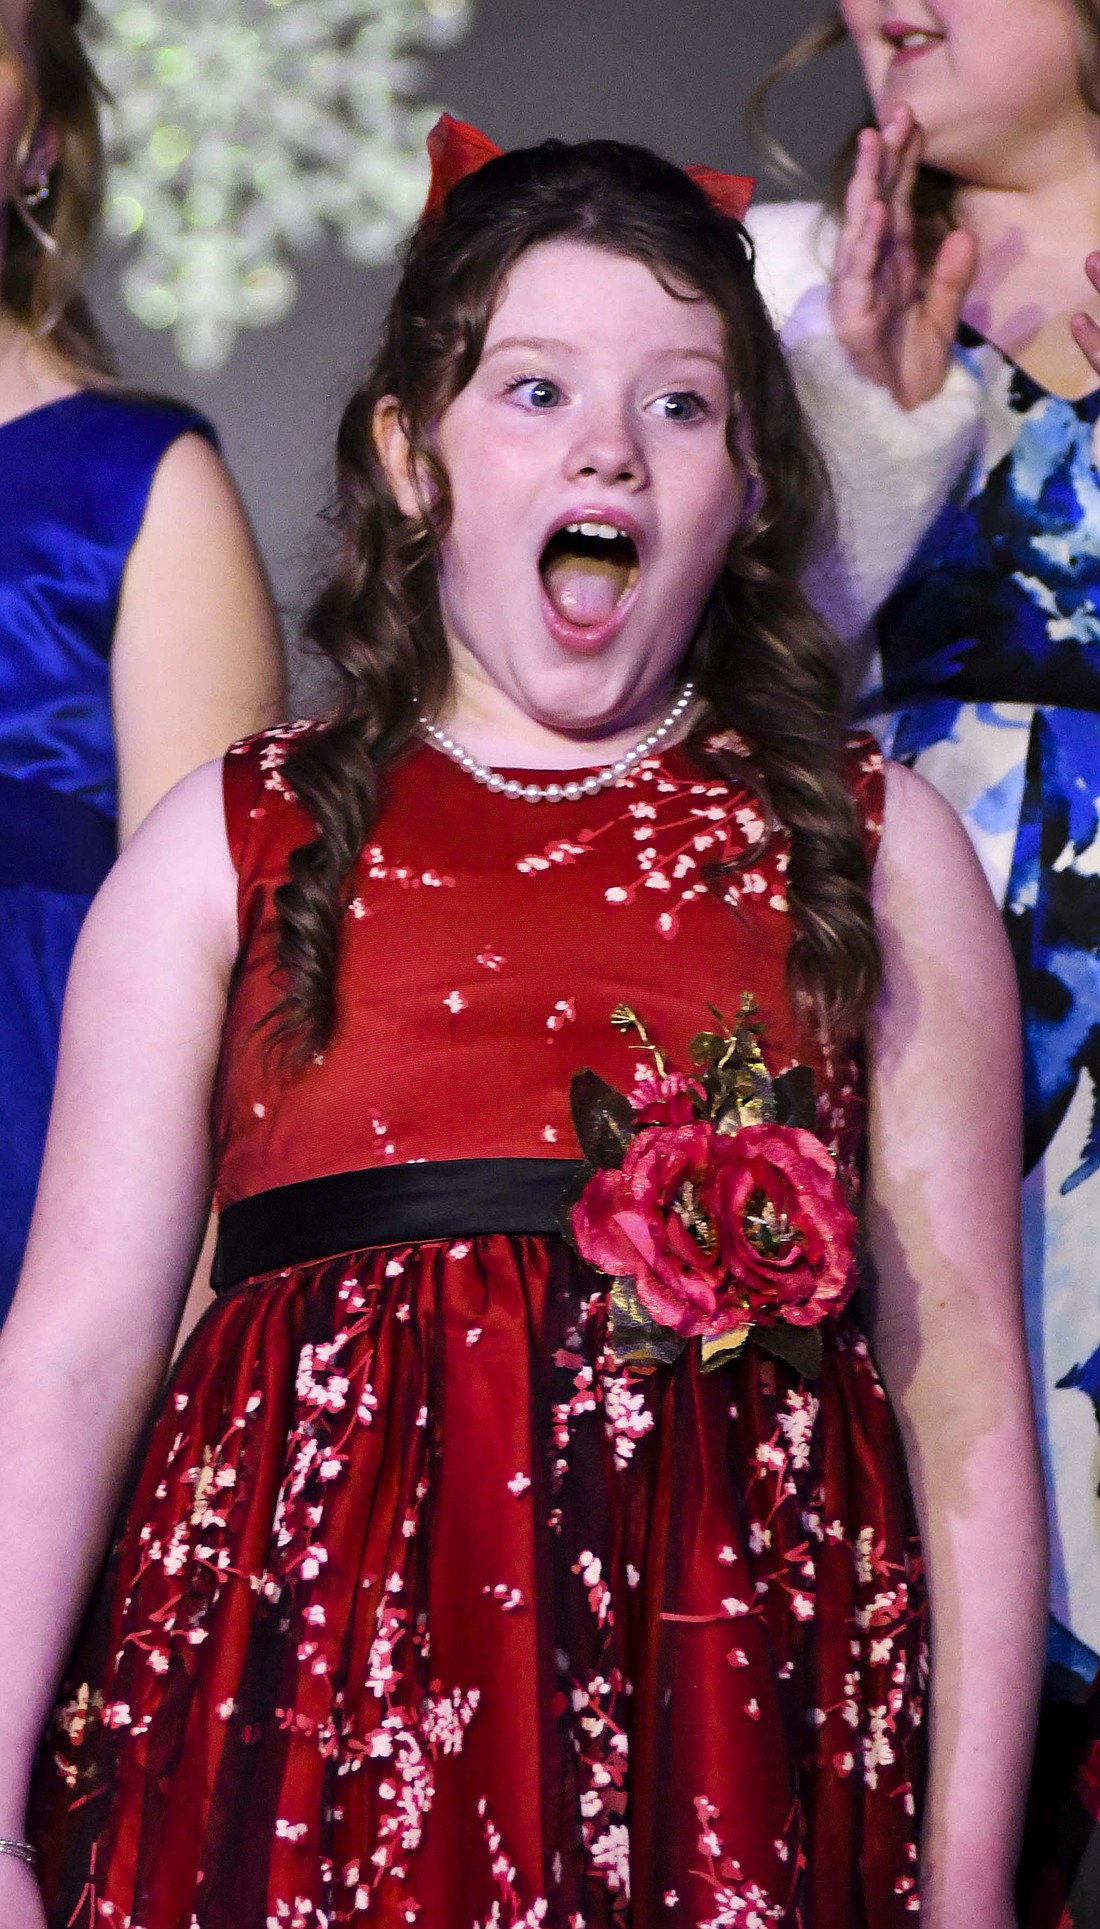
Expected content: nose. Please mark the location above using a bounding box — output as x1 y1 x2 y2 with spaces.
564 400 649 489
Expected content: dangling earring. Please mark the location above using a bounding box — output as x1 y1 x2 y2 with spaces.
14 169 58 254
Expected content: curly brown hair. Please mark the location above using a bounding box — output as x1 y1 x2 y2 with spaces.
746 2 1100 255
273 137 880 1064
2 0 112 377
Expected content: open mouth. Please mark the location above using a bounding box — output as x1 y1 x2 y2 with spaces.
539 520 641 631
882 22 944 54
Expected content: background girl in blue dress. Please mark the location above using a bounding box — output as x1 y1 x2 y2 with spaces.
0 0 286 1317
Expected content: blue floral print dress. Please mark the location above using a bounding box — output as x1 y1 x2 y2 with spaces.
860 322 1100 1687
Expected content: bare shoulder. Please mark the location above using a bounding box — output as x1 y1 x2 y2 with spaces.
112 422 284 838
876 759 992 910
88 757 238 975
876 752 972 860
140 428 251 528
122 426 274 614
128 425 276 592
872 760 1019 1042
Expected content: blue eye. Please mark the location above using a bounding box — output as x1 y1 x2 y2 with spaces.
507 377 562 409
654 391 708 422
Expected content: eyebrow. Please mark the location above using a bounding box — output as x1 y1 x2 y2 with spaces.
482 336 728 373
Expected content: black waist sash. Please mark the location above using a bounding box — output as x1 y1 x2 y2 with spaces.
212 1157 583 1292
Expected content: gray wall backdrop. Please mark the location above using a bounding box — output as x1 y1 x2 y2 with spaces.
88 0 867 689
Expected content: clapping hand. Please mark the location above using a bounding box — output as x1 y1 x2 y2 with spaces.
830 103 978 410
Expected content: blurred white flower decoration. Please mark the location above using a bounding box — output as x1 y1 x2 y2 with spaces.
90 0 472 369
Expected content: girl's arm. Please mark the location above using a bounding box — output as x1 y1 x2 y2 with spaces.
111 432 287 842
865 763 1046 1929
0 763 238 1912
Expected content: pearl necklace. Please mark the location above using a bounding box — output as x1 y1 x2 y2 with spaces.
419 682 696 803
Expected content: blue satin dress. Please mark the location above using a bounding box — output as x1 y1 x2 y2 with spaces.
0 390 216 1318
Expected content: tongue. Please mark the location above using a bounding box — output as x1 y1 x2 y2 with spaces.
542 553 628 628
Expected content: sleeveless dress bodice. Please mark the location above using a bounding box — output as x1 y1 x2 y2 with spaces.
214 732 866 1202
33 727 930 1929
0 390 216 1317
860 326 1100 1681
0 389 215 813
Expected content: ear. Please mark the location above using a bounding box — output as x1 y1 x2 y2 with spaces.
740 472 764 524
728 411 763 526
34 122 60 175
19 107 61 184
373 395 423 519
14 133 59 207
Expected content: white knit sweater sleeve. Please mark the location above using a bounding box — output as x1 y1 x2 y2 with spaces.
746 199 984 645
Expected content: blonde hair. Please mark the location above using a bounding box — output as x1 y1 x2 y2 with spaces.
2 0 113 377
747 3 1100 244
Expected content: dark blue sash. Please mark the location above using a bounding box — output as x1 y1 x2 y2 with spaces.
0 772 116 895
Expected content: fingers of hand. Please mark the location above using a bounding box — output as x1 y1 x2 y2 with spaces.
878 105 917 191
890 126 923 248
926 227 979 309
832 200 890 346
878 101 915 153
1071 310 1100 376
838 131 882 278
846 198 889 303
848 129 882 221
914 229 977 373
1085 250 1100 297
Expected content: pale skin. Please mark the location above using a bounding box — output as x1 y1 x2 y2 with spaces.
834 0 1100 403
0 0 286 834
0 240 1043 1926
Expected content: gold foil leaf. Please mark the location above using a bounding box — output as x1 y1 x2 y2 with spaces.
700 1324 752 1373
606 1275 688 1371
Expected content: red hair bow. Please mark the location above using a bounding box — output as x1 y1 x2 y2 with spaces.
423 114 754 226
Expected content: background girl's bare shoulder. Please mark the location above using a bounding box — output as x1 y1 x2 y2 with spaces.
113 433 286 839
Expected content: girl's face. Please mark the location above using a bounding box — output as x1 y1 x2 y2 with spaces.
840 0 1091 183
382 238 748 740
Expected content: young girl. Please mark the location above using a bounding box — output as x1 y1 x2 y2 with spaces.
0 0 285 1317
0 126 1042 1929
748 2 1100 1903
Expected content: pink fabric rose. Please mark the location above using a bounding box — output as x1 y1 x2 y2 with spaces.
572 1120 857 1341
573 1123 746 1339
628 1072 707 1128
704 1123 858 1328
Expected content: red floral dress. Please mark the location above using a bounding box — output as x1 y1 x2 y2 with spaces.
31 729 927 1929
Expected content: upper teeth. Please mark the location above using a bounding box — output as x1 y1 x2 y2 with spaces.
895 29 938 45
565 521 628 541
